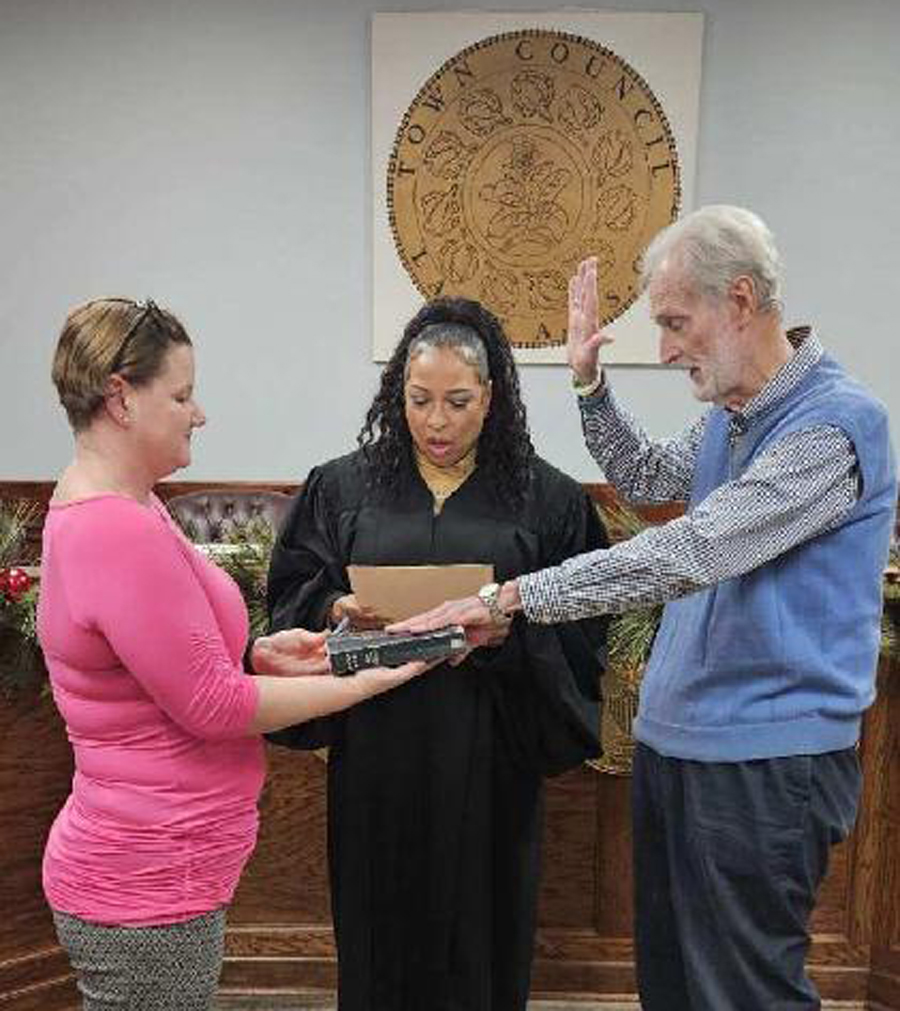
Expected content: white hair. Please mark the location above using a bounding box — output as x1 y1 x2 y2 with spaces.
405 322 490 385
641 205 783 314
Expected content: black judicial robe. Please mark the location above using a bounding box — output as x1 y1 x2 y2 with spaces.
267 449 608 1011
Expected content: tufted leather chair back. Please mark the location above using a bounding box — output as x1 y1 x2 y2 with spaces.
165 490 291 543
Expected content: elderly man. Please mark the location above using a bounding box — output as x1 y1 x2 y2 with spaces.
397 205 897 1010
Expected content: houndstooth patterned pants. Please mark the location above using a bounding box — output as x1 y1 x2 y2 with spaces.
53 908 226 1010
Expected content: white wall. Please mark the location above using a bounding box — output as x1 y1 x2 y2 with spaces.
1 0 897 482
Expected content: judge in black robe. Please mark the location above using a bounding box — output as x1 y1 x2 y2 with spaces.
267 298 608 1011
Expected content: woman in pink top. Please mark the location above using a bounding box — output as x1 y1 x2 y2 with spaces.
39 298 428 1010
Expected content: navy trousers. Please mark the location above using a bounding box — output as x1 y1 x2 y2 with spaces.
632 742 861 1011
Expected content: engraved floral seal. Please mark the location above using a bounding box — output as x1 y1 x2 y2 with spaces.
388 30 681 348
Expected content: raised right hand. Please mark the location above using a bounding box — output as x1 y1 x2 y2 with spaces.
567 256 615 384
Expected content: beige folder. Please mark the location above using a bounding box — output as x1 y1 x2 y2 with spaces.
347 564 494 623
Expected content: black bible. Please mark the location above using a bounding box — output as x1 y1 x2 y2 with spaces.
327 625 468 675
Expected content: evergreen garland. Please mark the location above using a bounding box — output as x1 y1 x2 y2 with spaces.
0 500 43 694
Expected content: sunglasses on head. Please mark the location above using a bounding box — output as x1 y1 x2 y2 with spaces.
103 299 164 374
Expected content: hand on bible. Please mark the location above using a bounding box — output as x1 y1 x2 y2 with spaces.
568 256 615 385
388 595 512 652
251 629 331 677
253 628 433 687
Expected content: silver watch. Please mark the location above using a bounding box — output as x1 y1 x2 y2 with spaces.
477 582 510 623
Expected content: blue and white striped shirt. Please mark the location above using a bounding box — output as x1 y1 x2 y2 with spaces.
519 328 860 621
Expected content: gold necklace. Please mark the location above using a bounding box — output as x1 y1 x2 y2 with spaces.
414 446 477 514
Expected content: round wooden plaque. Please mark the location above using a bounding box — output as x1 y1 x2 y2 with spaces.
388 29 681 348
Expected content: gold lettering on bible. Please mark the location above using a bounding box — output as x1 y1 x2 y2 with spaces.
388 29 681 348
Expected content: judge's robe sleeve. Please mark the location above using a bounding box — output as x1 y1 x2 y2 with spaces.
264 466 350 749
479 483 610 776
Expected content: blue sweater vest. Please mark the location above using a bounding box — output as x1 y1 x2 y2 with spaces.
634 353 897 761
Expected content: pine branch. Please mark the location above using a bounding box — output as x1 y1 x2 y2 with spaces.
0 499 38 566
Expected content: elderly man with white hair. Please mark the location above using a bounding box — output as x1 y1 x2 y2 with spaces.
397 205 897 1010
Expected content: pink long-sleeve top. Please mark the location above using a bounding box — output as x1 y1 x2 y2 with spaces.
37 494 265 926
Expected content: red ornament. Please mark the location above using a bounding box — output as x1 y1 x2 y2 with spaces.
3 567 31 602
0 568 8 596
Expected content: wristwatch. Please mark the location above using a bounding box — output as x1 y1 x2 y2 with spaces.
477 582 512 624
571 370 604 398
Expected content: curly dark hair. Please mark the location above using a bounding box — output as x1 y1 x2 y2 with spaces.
358 297 535 506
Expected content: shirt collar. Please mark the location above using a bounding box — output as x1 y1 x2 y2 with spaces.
729 326 821 431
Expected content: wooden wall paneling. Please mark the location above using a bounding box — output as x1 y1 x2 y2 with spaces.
866 654 900 1011
230 749 331 925
532 770 636 998
805 836 870 1002
870 953 900 1011
220 747 337 994
0 688 78 1009
848 657 891 948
